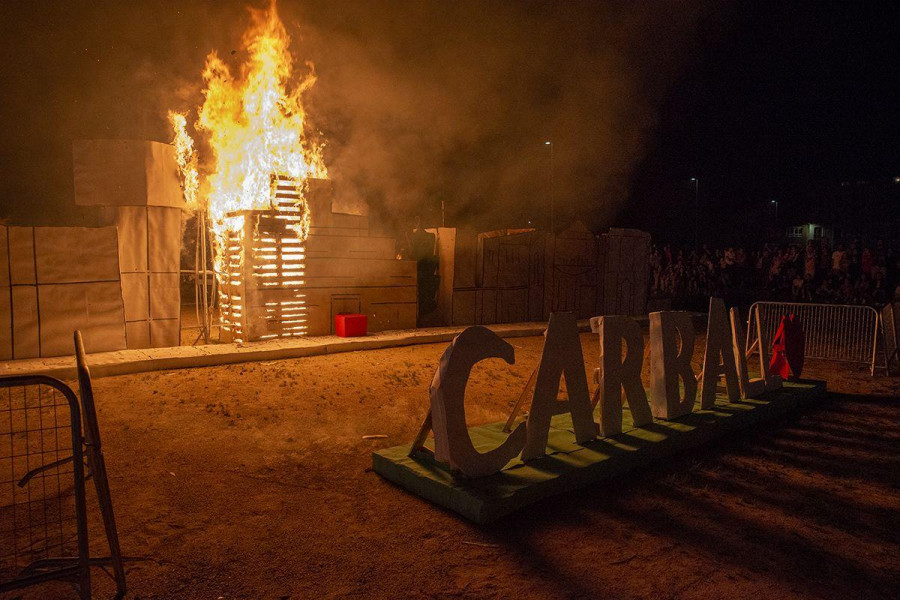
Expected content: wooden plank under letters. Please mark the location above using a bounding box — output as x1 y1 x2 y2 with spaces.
375 380 827 524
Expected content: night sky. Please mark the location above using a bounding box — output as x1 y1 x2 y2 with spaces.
626 0 900 243
0 0 898 241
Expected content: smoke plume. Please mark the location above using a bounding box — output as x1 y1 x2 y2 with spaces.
0 0 717 231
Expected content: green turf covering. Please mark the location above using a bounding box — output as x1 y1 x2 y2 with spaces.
372 380 827 523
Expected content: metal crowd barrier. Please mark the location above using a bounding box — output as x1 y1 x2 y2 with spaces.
0 331 125 599
746 301 886 376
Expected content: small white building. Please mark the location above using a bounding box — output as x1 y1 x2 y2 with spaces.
785 222 834 246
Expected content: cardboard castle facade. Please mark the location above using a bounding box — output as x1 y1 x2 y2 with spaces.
74 139 184 350
301 180 417 336
1 140 417 359
0 140 183 359
219 179 417 341
426 223 651 326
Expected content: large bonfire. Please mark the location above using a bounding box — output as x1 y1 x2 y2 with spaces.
169 0 326 341
169 0 326 268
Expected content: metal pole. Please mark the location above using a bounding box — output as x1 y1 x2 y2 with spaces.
201 212 210 344
693 178 699 245
549 142 555 234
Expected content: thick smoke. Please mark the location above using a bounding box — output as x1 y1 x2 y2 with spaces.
0 0 716 231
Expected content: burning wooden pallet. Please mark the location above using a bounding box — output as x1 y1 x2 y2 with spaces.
218 177 310 342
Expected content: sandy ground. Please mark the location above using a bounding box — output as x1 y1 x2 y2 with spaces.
5 328 899 600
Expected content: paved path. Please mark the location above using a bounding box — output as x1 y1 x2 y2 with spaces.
0 320 607 380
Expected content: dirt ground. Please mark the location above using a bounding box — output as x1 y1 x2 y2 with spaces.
7 328 899 600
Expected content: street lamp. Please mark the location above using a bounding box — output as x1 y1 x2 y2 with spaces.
771 199 778 220
545 140 554 233
690 178 699 245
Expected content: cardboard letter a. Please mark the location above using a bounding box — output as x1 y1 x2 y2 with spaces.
521 312 597 461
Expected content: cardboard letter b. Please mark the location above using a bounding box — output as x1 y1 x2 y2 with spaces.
649 311 697 420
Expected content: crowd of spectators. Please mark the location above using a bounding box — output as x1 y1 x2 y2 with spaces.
650 238 900 310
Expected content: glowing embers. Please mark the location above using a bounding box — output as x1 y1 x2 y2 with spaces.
217 176 309 343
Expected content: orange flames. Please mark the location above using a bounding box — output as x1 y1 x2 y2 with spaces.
170 0 326 253
168 111 200 209
170 0 326 342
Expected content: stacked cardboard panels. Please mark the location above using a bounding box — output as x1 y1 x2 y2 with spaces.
73 139 184 348
436 228 547 326
430 224 652 327
0 225 127 359
597 228 651 316
302 180 417 336
545 222 600 319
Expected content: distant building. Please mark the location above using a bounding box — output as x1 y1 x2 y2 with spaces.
784 222 834 246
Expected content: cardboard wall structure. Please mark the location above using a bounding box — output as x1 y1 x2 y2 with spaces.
73 139 183 349
218 178 420 341
430 224 651 326
0 225 127 359
302 180 418 336
597 228 652 316
1 140 416 355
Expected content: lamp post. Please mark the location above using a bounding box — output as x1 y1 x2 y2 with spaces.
690 177 699 245
771 199 778 220
545 140 554 234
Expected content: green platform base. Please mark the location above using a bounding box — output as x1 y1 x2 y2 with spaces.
373 380 827 524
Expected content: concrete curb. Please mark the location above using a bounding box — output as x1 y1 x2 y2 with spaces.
0 313 706 381
0 319 602 380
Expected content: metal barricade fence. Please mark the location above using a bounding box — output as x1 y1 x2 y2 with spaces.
1 330 126 599
746 301 885 376
0 375 91 597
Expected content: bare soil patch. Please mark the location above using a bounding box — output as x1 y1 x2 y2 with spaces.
7 329 899 599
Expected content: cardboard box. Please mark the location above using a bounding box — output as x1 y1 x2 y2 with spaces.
73 139 184 208
38 282 127 357
0 287 11 360
120 272 149 322
115 206 148 273
149 272 180 320
33 226 120 284
125 320 151 349
0 227 9 288
8 227 35 285
150 319 179 348
147 207 181 272
11 285 39 358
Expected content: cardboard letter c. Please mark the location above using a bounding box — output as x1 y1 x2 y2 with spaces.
430 326 527 477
